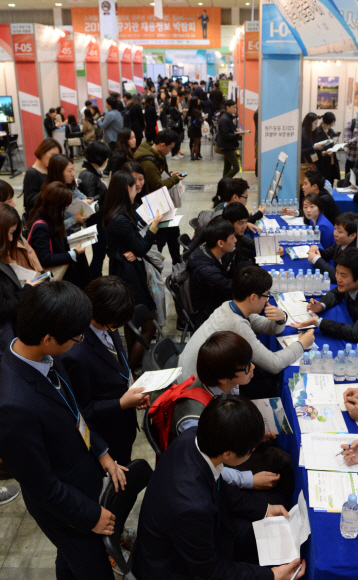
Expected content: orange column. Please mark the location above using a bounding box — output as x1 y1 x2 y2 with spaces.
243 23 259 171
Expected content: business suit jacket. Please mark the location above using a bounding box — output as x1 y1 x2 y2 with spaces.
320 286 358 341
315 239 357 282
0 259 31 329
61 327 137 465
0 347 107 534
134 427 273 580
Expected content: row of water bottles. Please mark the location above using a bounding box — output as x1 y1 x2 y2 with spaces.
270 269 330 295
260 225 320 245
260 198 299 215
299 343 358 381
299 344 334 374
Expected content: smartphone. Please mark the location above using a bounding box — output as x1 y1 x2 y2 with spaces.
33 271 52 283
179 173 187 177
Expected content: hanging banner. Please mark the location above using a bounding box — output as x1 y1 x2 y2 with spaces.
72 6 221 48
132 45 143 94
272 0 357 55
243 22 259 171
58 34 78 118
262 0 301 55
0 24 13 61
85 39 102 110
99 0 118 40
35 23 61 62
120 44 132 84
11 23 43 167
245 21 259 60
106 42 120 94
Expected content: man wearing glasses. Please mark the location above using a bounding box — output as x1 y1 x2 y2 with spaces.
0 281 126 580
179 266 314 398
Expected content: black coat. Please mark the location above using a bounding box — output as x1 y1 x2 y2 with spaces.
319 286 358 342
317 187 340 225
200 98 215 124
61 327 137 465
27 217 74 269
187 243 233 328
127 103 145 145
144 105 157 141
316 125 340 183
23 167 47 215
0 347 106 534
210 88 224 112
134 427 273 580
111 151 130 175
78 161 107 217
217 112 240 152
105 212 156 309
315 239 357 282
0 260 31 329
44 114 56 137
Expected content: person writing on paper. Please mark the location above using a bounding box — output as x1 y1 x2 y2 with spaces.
26 182 90 289
302 193 334 249
211 177 265 234
134 396 305 580
62 276 149 466
169 331 294 501
291 248 358 342
179 266 315 398
0 281 127 580
307 211 358 283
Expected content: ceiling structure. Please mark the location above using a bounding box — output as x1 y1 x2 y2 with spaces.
0 0 259 10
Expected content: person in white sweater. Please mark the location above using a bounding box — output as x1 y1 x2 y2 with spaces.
179 266 315 398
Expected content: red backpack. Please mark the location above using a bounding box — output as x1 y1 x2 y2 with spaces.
148 376 213 453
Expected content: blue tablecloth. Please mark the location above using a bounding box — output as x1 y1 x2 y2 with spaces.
332 189 358 214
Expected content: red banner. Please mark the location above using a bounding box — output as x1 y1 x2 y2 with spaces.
132 46 143 94
14 61 43 166
120 45 132 83
13 33 36 62
0 24 13 61
57 38 75 62
85 39 100 63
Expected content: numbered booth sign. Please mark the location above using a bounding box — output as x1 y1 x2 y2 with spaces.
13 34 36 61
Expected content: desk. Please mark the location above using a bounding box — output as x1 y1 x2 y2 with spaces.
332 189 358 213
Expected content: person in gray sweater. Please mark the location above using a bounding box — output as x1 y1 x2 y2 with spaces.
179 266 315 398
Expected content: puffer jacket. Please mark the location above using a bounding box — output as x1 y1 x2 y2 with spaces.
134 141 179 193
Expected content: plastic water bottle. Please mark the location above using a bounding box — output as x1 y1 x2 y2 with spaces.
275 228 280 241
266 199 272 215
311 343 318 356
305 271 313 296
313 270 322 296
340 495 358 539
288 199 293 211
314 226 321 244
344 344 353 358
322 272 330 295
278 199 283 214
324 351 334 374
307 226 314 243
321 344 329 359
272 199 277 215
299 352 311 374
293 198 299 213
261 227 267 237
334 351 346 382
346 350 357 381
296 270 304 292
294 227 301 244
287 271 295 292
301 226 307 243
312 351 322 373
271 272 279 293
281 226 287 244
268 227 274 237
279 270 287 293
287 227 294 244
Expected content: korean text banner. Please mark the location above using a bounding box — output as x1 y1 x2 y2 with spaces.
72 7 221 48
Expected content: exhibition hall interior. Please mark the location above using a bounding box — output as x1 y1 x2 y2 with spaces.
2 0 358 579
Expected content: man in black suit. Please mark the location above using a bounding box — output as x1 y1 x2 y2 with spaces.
134 396 305 580
0 281 128 580
302 169 340 225
307 211 358 282
62 276 149 466
44 108 60 137
292 248 358 342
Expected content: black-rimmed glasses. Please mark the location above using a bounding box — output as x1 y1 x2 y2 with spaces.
71 334 85 344
236 362 252 375
258 293 270 302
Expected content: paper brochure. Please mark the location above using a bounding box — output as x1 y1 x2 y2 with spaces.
296 403 347 434
252 398 293 435
274 291 314 326
67 198 96 218
67 225 98 249
129 368 182 394
308 471 358 512
255 235 279 257
301 433 357 472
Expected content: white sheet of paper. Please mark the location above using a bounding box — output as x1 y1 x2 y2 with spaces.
301 433 358 472
348 194 355 199
141 186 174 223
68 235 97 249
296 403 347 434
336 188 356 193
287 245 310 259
274 291 313 325
157 214 183 229
8 262 37 282
128 368 182 394
280 216 305 226
67 198 96 218
334 383 351 411
316 139 334 147
292 374 337 406
350 169 356 187
255 255 284 265
328 142 347 153
259 217 280 229
67 224 97 242
255 235 279 257
308 471 358 511
253 491 310 566
299 447 305 467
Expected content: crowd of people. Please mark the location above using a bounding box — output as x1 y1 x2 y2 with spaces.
1 77 358 580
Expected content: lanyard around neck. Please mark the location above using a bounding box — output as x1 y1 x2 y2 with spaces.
50 369 80 423
119 352 130 382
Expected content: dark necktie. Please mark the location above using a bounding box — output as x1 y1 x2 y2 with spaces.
48 366 69 404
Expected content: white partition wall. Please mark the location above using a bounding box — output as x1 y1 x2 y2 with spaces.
0 62 22 145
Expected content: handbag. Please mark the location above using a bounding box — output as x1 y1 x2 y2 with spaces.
202 120 210 136
300 157 316 187
169 182 185 209
27 220 69 281
143 251 166 327
167 115 180 129
67 125 81 147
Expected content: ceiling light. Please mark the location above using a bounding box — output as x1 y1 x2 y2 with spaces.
8 3 15 6
245 2 250 4
215 51 222 58
150 3 155 5
55 2 62 5
198 2 203 4
91 37 96 42
336 60 341 66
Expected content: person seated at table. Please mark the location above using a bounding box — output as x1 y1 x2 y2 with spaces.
302 193 335 249
212 177 265 231
307 211 358 282
187 218 236 329
292 248 358 342
169 330 294 499
179 266 315 398
61 276 149 466
133 395 305 580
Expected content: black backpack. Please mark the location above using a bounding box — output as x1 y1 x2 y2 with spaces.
171 262 196 317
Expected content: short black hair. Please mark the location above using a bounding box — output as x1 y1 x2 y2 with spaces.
106 96 118 109
49 108 56 114
303 192 323 213
154 129 178 146
322 112 335 125
84 141 111 166
335 212 358 237
225 99 236 108
225 178 249 202
17 281 92 345
200 80 206 86
197 331 252 387
304 169 325 191
222 202 249 224
84 276 134 328
214 82 219 88
205 218 235 249
335 248 358 281
232 266 272 301
197 396 264 458
85 100 92 107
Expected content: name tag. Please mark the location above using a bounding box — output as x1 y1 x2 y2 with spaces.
311 153 318 163
77 412 91 450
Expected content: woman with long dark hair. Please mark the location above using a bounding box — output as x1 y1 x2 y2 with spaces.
121 161 148 205
124 94 145 147
23 138 62 216
301 112 324 163
316 112 340 185
168 95 184 159
144 95 157 143
82 108 96 144
55 106 67 125
187 96 203 161
111 128 136 175
158 90 170 129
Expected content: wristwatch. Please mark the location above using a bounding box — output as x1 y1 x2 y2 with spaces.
277 310 288 325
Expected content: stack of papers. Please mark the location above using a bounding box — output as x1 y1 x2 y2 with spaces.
255 255 284 265
291 373 337 406
327 142 347 153
254 234 279 258
67 224 98 249
67 198 96 218
252 398 293 435
280 215 305 226
286 245 310 260
274 291 314 326
136 186 175 225
301 433 357 471
308 471 358 512
253 491 310 566
336 187 356 193
128 368 182 394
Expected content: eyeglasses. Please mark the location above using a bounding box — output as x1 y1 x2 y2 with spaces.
71 334 85 344
236 362 252 375
239 195 248 201
258 293 270 302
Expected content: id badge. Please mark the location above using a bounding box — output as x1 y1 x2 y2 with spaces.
77 412 91 449
311 153 318 163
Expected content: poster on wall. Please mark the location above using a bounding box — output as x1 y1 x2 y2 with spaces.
347 77 353 106
317 77 339 110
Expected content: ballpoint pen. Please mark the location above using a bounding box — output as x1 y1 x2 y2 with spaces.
335 444 352 456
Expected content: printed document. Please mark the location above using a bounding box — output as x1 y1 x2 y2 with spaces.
255 255 283 265
286 246 310 260
129 368 182 394
296 403 347 434
308 471 358 511
255 235 279 257
274 291 314 325
67 225 98 249
301 433 357 472
280 216 305 226
253 491 310 566
67 198 96 218
292 374 337 406
138 186 175 224
252 398 293 435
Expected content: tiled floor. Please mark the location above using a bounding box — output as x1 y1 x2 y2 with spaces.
0 135 259 578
